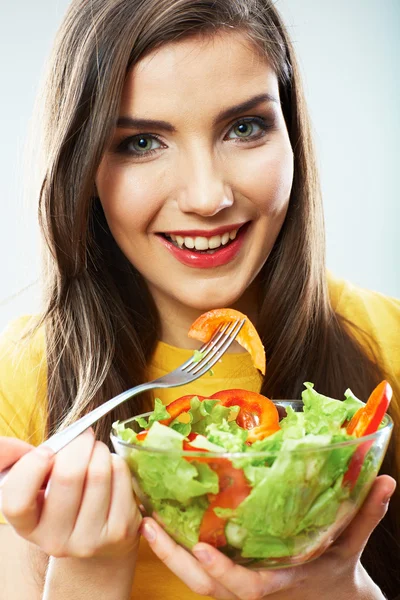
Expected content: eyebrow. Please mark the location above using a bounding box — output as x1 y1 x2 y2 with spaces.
213 93 278 125
116 93 278 132
116 116 176 133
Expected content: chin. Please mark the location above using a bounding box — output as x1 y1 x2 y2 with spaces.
174 282 247 313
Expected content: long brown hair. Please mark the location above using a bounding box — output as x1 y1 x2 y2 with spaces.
32 0 399 595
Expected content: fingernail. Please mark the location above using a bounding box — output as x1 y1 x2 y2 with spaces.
383 487 396 505
141 521 156 542
193 548 212 565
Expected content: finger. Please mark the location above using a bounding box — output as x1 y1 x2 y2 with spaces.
107 454 142 540
141 518 237 599
333 475 396 559
192 543 296 599
34 429 96 549
0 437 34 471
0 445 55 532
70 441 112 545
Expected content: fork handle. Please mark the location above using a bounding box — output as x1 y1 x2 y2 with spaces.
0 380 157 485
38 381 157 453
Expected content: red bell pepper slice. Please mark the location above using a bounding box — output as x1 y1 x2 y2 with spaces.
159 395 206 426
210 389 280 443
346 381 392 437
159 390 280 444
343 381 392 489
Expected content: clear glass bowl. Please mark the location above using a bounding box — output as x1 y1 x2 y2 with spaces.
110 400 393 569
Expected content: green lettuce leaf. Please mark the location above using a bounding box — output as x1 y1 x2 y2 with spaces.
129 422 219 503
112 421 138 444
302 382 360 434
242 534 295 558
133 398 170 430
152 497 208 547
233 433 355 538
206 419 248 453
188 434 225 452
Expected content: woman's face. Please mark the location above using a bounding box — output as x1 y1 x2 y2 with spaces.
96 31 294 314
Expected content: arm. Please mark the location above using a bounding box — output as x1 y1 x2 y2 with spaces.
0 524 138 600
43 551 137 600
0 524 47 600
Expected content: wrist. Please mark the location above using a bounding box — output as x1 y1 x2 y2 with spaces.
323 562 386 600
353 562 386 600
63 548 138 573
43 547 139 600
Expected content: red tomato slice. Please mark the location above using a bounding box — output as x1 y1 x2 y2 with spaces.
182 433 252 548
198 457 252 547
210 389 280 443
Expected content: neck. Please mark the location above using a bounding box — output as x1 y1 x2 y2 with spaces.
149 280 260 351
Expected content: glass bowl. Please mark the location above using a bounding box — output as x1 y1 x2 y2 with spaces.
110 400 393 569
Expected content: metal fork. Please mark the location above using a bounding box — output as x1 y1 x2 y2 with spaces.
0 318 245 483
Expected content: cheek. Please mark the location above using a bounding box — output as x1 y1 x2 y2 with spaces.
232 143 294 214
96 163 167 233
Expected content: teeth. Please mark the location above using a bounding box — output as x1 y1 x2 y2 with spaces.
166 228 239 251
208 235 221 249
194 236 209 251
221 232 230 245
184 237 195 249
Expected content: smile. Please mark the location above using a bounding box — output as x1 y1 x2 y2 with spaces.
160 222 247 253
165 227 238 253
157 222 250 269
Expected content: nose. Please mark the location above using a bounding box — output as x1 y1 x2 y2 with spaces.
176 147 234 217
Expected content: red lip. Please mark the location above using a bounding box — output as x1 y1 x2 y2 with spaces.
157 222 250 269
163 222 247 237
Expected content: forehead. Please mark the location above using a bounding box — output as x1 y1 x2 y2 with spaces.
120 31 279 120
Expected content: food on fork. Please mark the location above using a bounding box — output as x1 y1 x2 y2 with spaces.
188 308 266 375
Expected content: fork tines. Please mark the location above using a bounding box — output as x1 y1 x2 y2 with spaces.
187 318 245 375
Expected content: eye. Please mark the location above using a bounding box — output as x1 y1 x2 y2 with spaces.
116 134 164 157
225 117 269 142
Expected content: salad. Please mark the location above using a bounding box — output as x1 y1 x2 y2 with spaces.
113 380 392 562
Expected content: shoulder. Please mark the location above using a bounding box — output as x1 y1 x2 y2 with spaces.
327 272 400 381
327 272 400 333
0 316 47 445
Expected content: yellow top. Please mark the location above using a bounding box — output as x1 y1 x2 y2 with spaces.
0 274 399 600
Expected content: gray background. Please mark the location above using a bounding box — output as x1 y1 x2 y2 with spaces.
1 0 399 332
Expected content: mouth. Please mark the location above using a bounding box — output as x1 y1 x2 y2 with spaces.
156 222 251 269
158 222 249 255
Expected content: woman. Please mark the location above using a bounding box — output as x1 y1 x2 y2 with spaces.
0 0 398 598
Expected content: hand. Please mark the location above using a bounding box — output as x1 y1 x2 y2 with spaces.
0 436 34 470
0 429 142 561
141 475 396 599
